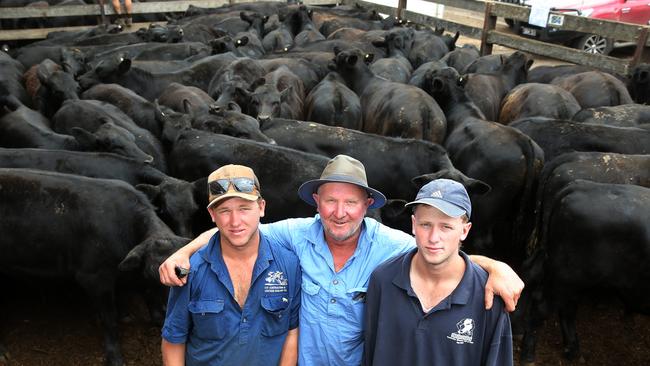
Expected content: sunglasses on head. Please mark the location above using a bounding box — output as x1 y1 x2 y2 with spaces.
209 177 257 196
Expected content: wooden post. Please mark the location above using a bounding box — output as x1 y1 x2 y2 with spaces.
629 27 649 72
480 1 496 56
397 0 407 19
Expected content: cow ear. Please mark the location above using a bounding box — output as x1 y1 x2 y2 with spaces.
118 242 146 271
308 9 313 19
236 36 249 47
182 99 193 115
136 183 161 204
371 39 386 49
465 179 491 196
263 15 269 23
411 173 437 188
227 101 241 113
117 57 131 75
249 77 266 91
240 11 250 22
526 58 534 70
235 86 251 101
280 85 293 102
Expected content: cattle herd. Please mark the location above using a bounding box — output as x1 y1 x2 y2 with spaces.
1 0 650 365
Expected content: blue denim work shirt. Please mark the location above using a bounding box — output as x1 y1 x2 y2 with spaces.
162 231 301 366
261 215 414 366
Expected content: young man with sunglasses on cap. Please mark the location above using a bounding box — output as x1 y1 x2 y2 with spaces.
161 165 301 366
363 179 512 366
159 155 524 366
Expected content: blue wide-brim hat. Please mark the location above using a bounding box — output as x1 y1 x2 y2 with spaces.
298 155 386 209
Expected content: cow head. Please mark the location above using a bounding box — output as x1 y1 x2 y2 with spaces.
195 107 276 144
137 177 200 239
71 122 154 164
118 235 192 282
247 82 293 123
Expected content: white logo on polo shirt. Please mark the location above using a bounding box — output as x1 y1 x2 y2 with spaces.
447 318 475 344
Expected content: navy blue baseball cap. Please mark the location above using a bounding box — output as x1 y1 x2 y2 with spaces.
405 179 471 218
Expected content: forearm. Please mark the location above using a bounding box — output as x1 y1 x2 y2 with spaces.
161 339 186 366
468 254 496 272
182 228 217 256
279 328 298 366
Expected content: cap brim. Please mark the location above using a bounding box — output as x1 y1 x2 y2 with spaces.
207 192 260 209
405 198 466 217
298 177 386 209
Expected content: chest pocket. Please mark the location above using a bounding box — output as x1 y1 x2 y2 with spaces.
261 296 290 337
189 299 227 340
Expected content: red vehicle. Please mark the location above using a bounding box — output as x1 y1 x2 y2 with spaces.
502 0 650 54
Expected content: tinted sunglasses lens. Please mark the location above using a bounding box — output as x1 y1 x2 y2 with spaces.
231 178 256 193
209 180 230 195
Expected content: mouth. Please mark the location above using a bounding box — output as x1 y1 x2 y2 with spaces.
424 246 444 254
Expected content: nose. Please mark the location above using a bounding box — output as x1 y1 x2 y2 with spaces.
428 227 441 243
334 202 346 219
257 114 271 123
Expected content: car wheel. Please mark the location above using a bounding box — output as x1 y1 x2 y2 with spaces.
575 34 613 55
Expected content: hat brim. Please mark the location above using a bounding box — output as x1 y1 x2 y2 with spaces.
298 176 386 209
207 192 260 209
405 198 467 218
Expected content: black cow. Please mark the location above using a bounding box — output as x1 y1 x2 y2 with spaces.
527 64 595 84
369 28 414 83
0 168 191 366
52 99 166 172
551 70 633 108
304 71 362 129
408 28 459 68
24 58 81 118
521 180 650 363
439 43 480 73
0 148 202 238
243 66 305 122
571 104 650 127
332 47 446 144
628 63 650 104
498 83 581 125
207 57 266 108
511 117 650 162
464 51 533 122
158 82 215 115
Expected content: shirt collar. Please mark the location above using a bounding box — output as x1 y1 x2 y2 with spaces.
392 249 474 306
202 229 274 279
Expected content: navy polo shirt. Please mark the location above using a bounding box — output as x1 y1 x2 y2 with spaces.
363 249 512 366
162 231 301 366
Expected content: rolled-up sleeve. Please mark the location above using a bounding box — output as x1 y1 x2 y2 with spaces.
162 280 192 344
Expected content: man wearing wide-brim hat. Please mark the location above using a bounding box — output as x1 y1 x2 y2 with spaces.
159 154 524 366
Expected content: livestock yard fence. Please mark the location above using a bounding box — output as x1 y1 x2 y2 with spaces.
1 0 648 75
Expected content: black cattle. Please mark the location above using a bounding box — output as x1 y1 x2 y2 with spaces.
0 148 202 238
260 118 487 206
463 54 505 74
81 83 162 138
24 58 80 118
424 66 544 265
0 96 154 163
242 66 305 122
304 71 362 129
190 105 276 144
52 99 166 171
158 82 215 115
369 28 414 83
69 23 184 47
464 51 533 122
91 42 210 63
511 117 650 162
408 28 458 68
168 127 329 223
521 180 650 364
317 14 396 38
13 45 87 76
527 64 595 84
629 63 650 104
0 168 191 366
332 47 446 144
207 57 266 107
551 70 633 108
257 57 321 93
439 43 480 73
408 60 446 89
498 83 581 125
525 152 650 255
0 50 30 107
78 52 238 101
290 5 326 46
571 104 650 127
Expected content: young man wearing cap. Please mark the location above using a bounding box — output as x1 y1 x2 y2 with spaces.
159 155 523 366
363 179 512 366
161 165 301 366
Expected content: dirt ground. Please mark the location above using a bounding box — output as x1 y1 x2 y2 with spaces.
1 279 649 366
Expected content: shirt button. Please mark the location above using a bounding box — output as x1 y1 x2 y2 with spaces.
242 317 247 323
330 298 336 304
333 280 339 285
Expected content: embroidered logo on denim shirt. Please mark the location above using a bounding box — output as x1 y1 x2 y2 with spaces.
264 271 288 293
447 318 475 344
